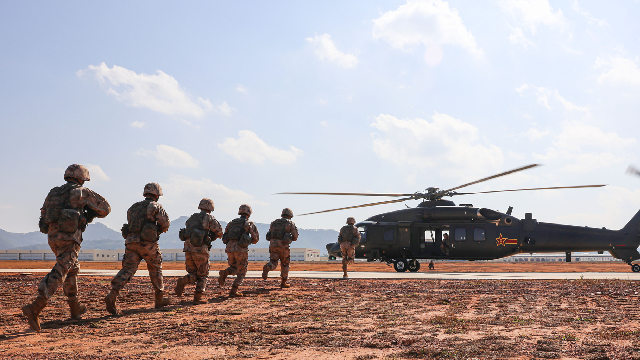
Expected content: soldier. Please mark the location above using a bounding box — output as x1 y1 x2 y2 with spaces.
174 198 223 304
218 204 259 297
338 217 361 279
262 208 299 288
22 164 111 332
104 183 171 314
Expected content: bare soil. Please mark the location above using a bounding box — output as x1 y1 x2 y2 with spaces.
0 260 633 272
2 269 640 359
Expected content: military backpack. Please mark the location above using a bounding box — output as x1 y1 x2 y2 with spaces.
122 199 158 242
184 212 209 247
40 183 85 234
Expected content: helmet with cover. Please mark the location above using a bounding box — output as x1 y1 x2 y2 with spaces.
346 217 356 225
143 183 163 198
198 198 214 212
238 204 252 217
64 164 90 183
281 208 293 219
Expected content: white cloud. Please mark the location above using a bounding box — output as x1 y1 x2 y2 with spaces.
370 113 503 178
130 121 145 128
306 34 359 69
318 98 328 105
572 1 608 28
78 62 213 118
236 84 248 93
517 84 589 112
595 55 640 86
85 164 110 182
555 186 640 229
499 0 569 47
525 128 549 141
216 101 236 116
0 204 13 210
137 145 199 168
218 130 304 165
533 121 636 172
372 0 483 65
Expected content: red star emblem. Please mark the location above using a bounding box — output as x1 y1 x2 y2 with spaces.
496 234 507 246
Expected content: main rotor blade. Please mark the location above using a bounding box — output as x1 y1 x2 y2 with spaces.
451 184 606 195
298 197 414 216
626 165 640 177
276 191 416 197
441 164 540 194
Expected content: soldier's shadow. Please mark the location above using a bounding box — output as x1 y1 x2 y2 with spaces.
39 313 118 331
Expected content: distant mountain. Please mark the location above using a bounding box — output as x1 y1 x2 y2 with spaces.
1 217 338 254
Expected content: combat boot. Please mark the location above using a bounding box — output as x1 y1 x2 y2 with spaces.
104 289 119 315
174 277 186 297
218 269 228 287
21 295 47 332
193 291 207 305
229 285 243 297
67 296 87 320
155 291 171 309
342 263 348 279
262 264 269 280
280 278 291 288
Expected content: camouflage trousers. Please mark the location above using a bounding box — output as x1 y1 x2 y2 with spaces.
181 251 210 293
340 242 355 265
224 251 248 287
111 241 164 293
37 239 81 300
264 246 290 279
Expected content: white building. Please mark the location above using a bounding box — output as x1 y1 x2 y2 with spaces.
0 248 325 262
492 253 618 262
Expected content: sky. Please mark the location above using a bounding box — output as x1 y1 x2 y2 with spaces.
1 0 640 234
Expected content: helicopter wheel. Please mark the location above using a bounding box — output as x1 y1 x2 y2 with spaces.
408 259 421 272
394 259 408 272
631 264 640 273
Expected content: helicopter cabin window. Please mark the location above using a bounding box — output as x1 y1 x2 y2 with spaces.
424 230 435 243
358 226 366 243
473 228 486 242
383 228 395 242
454 227 466 241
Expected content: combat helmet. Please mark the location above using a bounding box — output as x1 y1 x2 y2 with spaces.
198 198 214 212
281 208 293 219
346 217 356 225
238 204 252 217
64 164 90 183
143 183 163 198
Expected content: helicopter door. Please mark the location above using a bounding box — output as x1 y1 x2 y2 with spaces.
398 221 411 254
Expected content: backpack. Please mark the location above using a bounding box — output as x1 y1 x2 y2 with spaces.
185 212 207 247
270 218 289 240
339 225 355 243
125 199 158 241
226 218 246 241
42 183 82 233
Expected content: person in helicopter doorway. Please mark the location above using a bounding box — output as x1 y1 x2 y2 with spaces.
338 217 361 279
441 233 450 256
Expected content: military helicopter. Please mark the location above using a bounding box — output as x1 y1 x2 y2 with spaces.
279 164 640 273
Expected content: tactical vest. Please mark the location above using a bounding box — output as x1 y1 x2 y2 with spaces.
339 225 356 243
128 199 152 234
270 218 289 240
185 212 207 247
42 183 83 233
226 218 246 241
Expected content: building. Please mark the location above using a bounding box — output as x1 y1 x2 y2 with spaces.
491 253 618 262
0 248 326 262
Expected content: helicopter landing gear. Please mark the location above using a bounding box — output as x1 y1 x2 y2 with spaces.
631 264 640 273
408 259 421 272
394 259 408 272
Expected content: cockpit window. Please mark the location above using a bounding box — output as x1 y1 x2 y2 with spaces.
358 226 366 243
454 228 466 241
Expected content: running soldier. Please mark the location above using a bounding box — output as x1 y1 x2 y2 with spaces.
23 164 111 332
262 208 299 288
338 217 361 279
104 183 170 314
218 204 259 297
174 198 223 304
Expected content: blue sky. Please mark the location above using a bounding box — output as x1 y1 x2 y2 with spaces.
1 0 640 234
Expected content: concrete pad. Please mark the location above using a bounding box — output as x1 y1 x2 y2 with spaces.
1 268 640 280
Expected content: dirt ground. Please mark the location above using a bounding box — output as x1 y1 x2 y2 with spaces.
0 260 634 273
2 265 640 359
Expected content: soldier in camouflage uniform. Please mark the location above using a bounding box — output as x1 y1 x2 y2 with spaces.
174 198 223 304
262 208 298 288
22 164 111 332
218 204 259 297
104 183 171 314
338 217 361 279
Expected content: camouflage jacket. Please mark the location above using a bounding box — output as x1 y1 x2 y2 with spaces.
183 211 223 253
125 197 170 245
338 224 361 245
223 216 259 253
39 181 111 243
268 217 299 248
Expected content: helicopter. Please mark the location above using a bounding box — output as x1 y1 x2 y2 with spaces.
279 164 640 273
